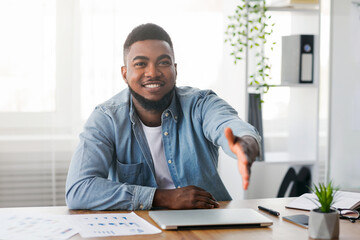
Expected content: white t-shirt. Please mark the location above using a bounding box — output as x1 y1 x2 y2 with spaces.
140 122 175 189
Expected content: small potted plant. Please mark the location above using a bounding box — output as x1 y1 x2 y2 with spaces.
308 182 339 239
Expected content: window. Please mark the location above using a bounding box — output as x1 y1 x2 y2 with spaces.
0 0 56 112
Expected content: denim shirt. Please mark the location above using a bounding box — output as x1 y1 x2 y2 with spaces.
66 86 261 210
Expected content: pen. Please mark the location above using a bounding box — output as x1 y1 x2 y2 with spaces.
258 206 280 216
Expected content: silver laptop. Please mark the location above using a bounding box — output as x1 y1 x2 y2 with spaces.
149 208 273 230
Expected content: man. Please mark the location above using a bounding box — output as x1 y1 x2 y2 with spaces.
66 23 261 210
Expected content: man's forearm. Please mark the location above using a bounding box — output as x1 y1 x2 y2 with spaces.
152 186 219 209
153 189 171 208
66 178 156 210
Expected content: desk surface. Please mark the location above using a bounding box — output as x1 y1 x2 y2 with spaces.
1 198 359 240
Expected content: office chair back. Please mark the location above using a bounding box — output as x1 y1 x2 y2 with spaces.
277 166 311 198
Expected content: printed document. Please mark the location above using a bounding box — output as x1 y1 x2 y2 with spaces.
66 212 161 238
0 213 77 240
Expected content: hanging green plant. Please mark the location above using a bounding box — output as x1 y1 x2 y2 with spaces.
225 0 275 100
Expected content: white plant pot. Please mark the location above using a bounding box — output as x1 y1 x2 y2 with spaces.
308 208 339 239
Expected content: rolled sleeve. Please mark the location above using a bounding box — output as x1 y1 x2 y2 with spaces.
132 185 156 210
198 91 262 161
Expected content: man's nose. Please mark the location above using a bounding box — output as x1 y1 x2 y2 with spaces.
144 63 161 78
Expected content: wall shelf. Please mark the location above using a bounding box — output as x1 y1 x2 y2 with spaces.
264 152 316 164
248 83 318 88
267 4 319 12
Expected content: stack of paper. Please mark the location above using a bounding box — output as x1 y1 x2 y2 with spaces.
0 213 77 240
0 212 161 239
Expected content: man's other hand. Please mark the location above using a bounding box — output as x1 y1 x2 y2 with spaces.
224 127 258 190
153 185 219 209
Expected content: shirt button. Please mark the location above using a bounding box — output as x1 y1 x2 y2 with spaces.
174 116 178 120
168 159 172 164
177 186 181 188
165 112 169 117
164 132 169 136
140 204 143 209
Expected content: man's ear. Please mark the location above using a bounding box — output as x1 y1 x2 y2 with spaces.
174 63 178 82
121 66 128 84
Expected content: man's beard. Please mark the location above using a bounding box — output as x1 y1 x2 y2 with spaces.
129 85 175 112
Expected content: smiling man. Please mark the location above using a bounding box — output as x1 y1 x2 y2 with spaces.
66 23 261 210
122 39 177 127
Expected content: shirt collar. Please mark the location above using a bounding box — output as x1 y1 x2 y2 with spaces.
129 90 137 125
165 87 179 123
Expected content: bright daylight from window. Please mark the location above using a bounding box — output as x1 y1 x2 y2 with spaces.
0 0 56 112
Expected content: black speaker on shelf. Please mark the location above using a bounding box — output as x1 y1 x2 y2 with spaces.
281 34 316 84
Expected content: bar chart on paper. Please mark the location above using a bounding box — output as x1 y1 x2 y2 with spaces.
66 212 161 238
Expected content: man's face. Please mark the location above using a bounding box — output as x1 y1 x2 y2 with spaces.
121 40 177 111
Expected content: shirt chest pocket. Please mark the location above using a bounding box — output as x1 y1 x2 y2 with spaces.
116 161 143 184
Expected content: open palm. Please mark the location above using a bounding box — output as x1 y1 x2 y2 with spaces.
224 127 250 190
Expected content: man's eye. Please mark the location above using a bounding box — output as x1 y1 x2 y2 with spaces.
134 62 146 67
159 60 171 66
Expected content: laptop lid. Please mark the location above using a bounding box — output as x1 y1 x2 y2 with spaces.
149 208 273 230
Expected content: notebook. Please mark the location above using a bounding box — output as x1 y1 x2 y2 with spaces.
148 208 273 230
285 191 360 211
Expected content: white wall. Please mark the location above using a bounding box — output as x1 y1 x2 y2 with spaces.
217 0 248 200
329 0 360 191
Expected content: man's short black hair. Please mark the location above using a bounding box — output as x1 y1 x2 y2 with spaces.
123 23 174 64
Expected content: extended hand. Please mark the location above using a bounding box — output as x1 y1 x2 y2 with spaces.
224 127 253 190
153 185 219 209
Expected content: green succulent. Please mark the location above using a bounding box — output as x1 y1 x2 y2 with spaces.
311 181 339 213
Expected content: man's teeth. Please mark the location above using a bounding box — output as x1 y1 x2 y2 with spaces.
145 84 161 88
